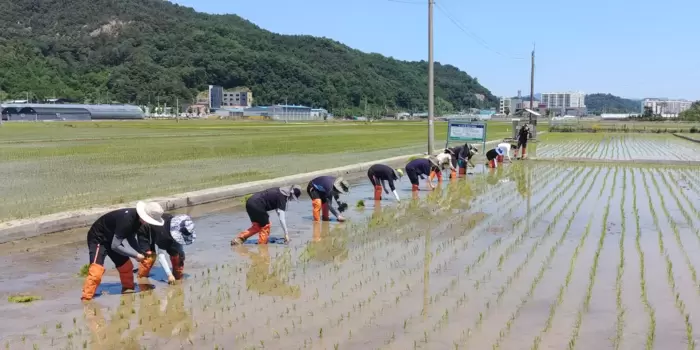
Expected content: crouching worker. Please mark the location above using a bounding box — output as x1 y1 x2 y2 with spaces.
81 201 165 301
497 142 517 163
307 176 350 222
405 156 441 191
367 164 404 201
137 214 196 284
232 185 303 245
486 147 505 169
435 152 456 181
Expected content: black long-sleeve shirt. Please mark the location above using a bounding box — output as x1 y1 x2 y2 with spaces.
406 158 433 176
88 208 145 259
137 214 185 260
368 164 399 191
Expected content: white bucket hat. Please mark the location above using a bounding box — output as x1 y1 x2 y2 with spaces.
136 201 165 226
170 214 196 245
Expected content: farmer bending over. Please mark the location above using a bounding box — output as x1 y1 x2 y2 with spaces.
486 147 505 169
367 164 404 201
307 176 350 222
137 214 196 284
81 201 165 301
405 156 441 191
435 152 456 181
497 142 517 163
232 185 302 245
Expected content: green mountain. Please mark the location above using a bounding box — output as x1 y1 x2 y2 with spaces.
584 93 640 114
0 0 497 114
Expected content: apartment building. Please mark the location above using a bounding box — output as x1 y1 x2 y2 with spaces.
540 91 586 109
641 98 693 115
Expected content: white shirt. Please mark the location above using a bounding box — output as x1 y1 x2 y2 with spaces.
497 143 511 159
435 153 455 170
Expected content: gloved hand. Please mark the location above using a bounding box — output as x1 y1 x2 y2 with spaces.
338 201 348 213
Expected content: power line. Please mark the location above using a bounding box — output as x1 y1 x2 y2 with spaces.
434 2 525 60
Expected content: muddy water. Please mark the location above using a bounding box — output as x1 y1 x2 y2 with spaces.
3 162 700 349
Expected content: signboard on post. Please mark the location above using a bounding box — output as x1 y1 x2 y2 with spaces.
445 119 487 151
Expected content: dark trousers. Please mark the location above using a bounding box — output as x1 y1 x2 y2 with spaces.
246 200 270 226
406 167 420 185
88 241 130 268
306 182 328 203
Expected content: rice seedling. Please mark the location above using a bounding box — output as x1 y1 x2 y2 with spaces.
566 166 617 350
7 295 41 303
356 200 365 208
612 167 627 350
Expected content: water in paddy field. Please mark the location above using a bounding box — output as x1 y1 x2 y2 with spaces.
534 133 700 161
3 160 700 349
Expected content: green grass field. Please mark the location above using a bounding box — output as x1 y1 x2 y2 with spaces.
0 120 512 221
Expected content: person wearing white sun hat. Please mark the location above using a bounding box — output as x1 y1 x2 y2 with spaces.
136 213 196 285
81 201 165 301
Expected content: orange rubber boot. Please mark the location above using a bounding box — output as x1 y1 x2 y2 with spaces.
411 184 419 192
522 146 527 159
497 155 504 163
236 222 262 243
450 169 457 179
137 252 155 278
436 171 443 183
312 199 322 222
258 224 271 244
373 185 383 200
81 264 105 301
321 203 330 221
117 260 135 293
170 255 184 280
459 167 466 175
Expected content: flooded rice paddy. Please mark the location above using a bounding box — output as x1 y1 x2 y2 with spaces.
3 137 700 349
535 134 700 161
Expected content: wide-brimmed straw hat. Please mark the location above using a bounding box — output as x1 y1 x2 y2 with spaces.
136 201 165 226
333 177 350 194
170 214 196 245
394 168 404 179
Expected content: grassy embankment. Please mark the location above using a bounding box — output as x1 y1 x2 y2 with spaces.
0 120 511 221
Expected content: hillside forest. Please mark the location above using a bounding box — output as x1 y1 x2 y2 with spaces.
0 0 497 116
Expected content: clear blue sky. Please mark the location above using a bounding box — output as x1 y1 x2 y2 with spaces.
172 0 699 101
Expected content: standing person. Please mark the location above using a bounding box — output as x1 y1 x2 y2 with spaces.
231 185 302 245
497 142 518 163
486 147 505 169
405 156 441 191
367 164 404 201
515 124 531 159
81 201 165 301
307 177 349 222
136 214 196 284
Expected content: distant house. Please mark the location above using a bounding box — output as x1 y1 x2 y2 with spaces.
1 103 144 121
244 105 315 121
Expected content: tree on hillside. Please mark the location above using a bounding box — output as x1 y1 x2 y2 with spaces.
0 0 499 112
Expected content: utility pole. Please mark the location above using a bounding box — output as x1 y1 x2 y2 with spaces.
427 0 435 155
529 43 535 123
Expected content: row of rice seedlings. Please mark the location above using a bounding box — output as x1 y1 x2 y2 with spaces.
566 165 618 350
495 167 589 271
278 173 555 347
491 167 593 303
530 166 605 349
361 167 579 348
641 170 695 350
652 170 700 292
631 168 656 350
487 167 602 349
612 167 627 350
671 170 700 218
